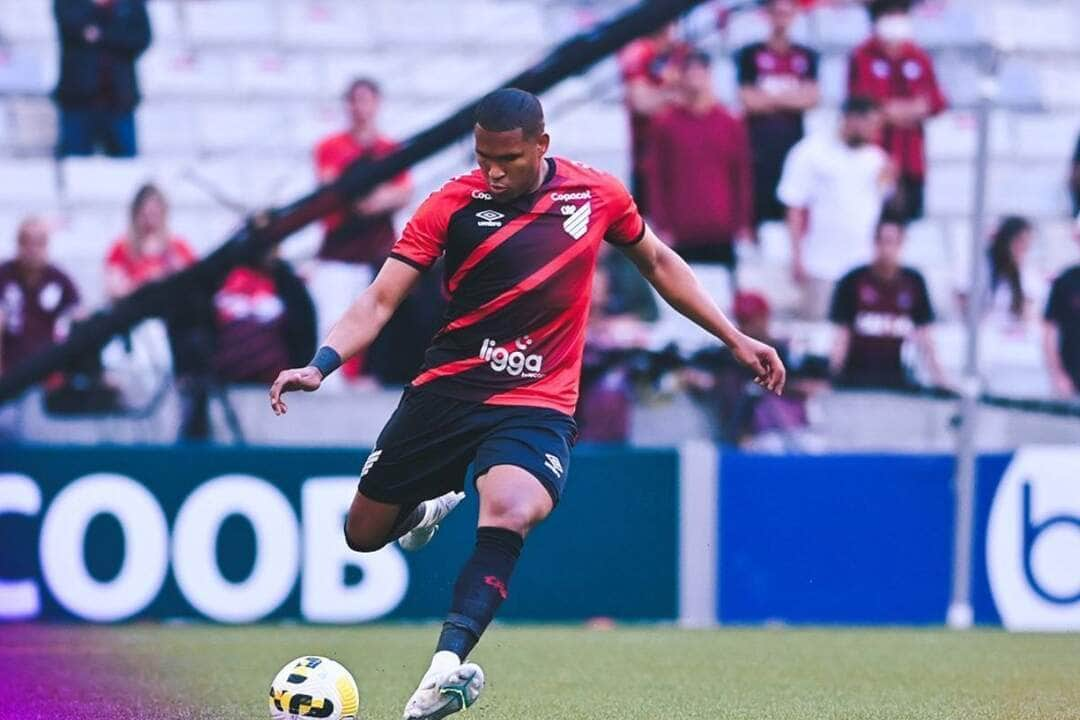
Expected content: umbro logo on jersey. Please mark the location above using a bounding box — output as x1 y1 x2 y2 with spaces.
544 453 564 478
476 209 504 227
562 202 591 239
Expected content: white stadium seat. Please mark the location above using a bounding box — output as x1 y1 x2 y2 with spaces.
232 51 321 99
988 2 1076 53
139 47 235 97
193 100 288 153
0 159 58 206
373 0 462 46
321 53 403 99
278 0 376 49
816 54 848 106
184 0 275 45
926 112 978 162
0 0 56 42
0 44 51 94
808 4 871 48
925 162 975 217
136 102 197 155
458 2 545 46
60 157 158 205
1014 113 1080 160
989 161 1070 217
912 3 979 49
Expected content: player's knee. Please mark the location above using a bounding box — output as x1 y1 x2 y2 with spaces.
482 495 548 535
343 518 386 553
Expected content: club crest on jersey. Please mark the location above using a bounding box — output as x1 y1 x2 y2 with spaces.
562 202 591 240
476 209 504 227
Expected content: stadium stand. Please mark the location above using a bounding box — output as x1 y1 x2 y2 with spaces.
0 0 1077 446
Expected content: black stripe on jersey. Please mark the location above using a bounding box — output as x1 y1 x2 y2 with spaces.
426 247 594 360
442 200 526 282
442 212 581 324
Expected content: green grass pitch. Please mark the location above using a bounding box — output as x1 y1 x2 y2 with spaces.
12 624 1080 719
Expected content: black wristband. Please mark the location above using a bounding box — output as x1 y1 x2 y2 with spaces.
309 346 342 379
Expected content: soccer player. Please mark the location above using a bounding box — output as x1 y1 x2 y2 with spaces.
269 88 785 720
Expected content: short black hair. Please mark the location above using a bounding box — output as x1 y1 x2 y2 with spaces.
474 88 545 138
876 205 909 234
345 76 380 99
842 95 879 116
867 0 912 21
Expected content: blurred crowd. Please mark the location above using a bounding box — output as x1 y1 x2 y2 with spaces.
1 0 1079 445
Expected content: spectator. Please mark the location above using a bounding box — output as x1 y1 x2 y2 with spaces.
312 77 412 374
211 248 316 385
104 183 206 438
848 0 946 221
619 22 690 213
736 0 820 227
829 215 945 389
53 0 151 158
972 216 1052 396
1044 219 1080 398
700 291 823 451
984 216 1047 331
647 50 752 307
105 183 195 299
0 217 80 375
1070 132 1080 217
778 96 894 319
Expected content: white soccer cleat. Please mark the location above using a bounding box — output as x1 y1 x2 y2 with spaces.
402 663 485 720
397 491 466 552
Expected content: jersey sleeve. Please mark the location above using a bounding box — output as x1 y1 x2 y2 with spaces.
919 53 948 116
1045 274 1065 323
735 45 758 86
805 48 820 81
911 270 935 326
389 186 454 271
828 272 857 325
602 175 646 247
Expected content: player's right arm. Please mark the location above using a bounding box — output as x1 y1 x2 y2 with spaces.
269 258 421 415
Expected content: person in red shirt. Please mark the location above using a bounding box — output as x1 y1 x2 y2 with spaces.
311 77 413 378
647 50 753 269
270 89 785 720
104 182 195 299
848 0 946 220
618 22 690 213
0 217 80 375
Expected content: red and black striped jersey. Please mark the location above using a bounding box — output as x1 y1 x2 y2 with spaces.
389 157 645 416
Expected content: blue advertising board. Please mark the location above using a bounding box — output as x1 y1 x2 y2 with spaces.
0 445 679 623
717 449 1080 629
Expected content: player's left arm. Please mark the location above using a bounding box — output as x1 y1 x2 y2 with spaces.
619 226 785 394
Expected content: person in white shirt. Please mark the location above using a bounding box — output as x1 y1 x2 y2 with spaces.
778 96 896 318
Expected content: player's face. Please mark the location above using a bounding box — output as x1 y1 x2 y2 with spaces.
16 221 49 271
474 125 550 202
767 0 798 34
874 222 905 266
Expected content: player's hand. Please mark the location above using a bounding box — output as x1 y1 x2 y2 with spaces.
269 366 323 416
731 334 786 396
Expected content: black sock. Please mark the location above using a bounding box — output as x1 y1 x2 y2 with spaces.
436 526 524 659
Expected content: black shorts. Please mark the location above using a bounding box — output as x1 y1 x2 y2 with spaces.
358 387 578 507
